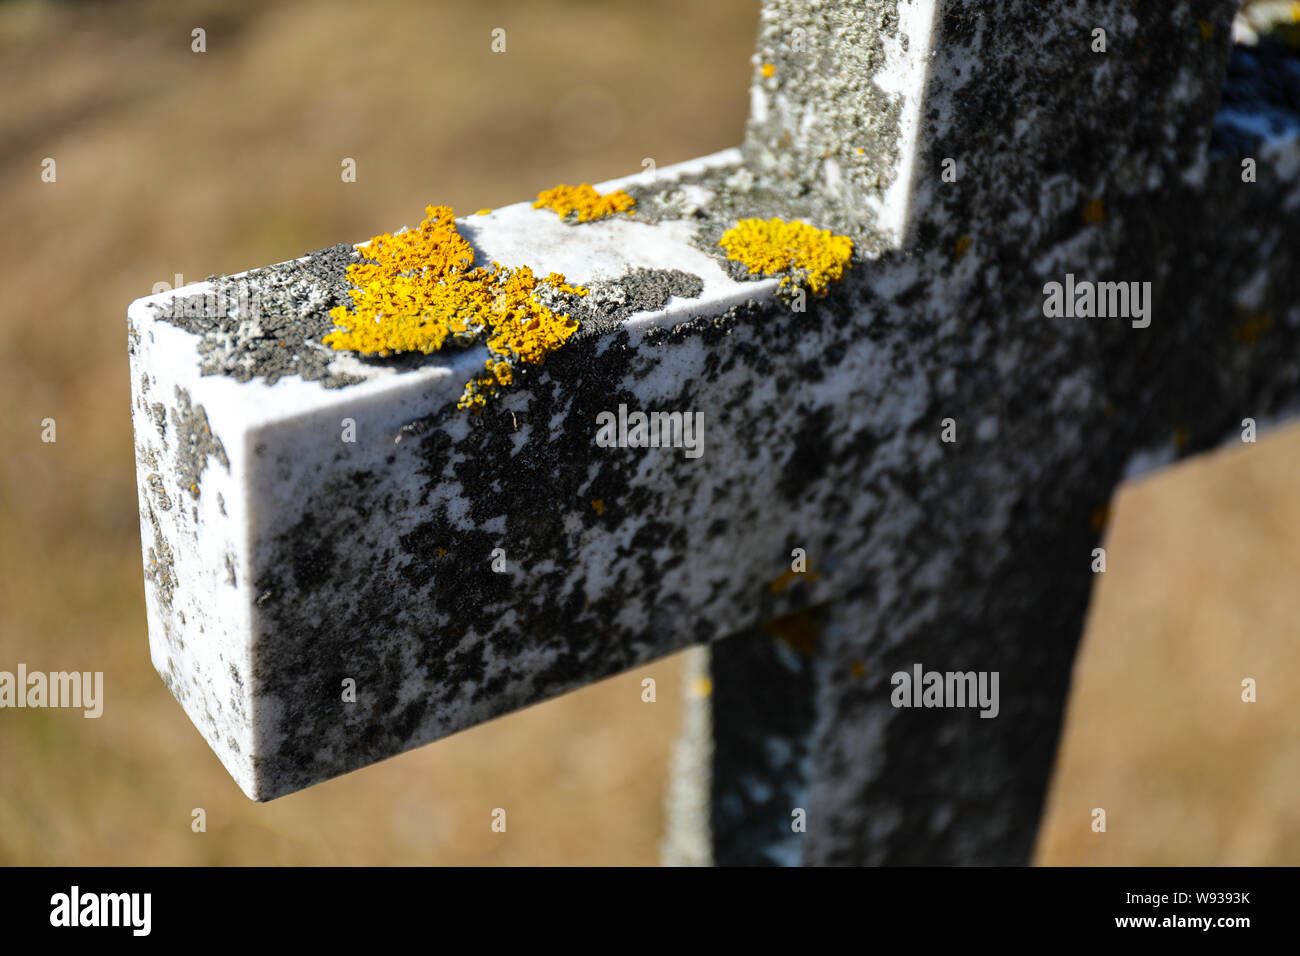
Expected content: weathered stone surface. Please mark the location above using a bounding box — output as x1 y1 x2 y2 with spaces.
702 0 1300 865
745 0 1239 246
129 0 1300 870
129 149 803 800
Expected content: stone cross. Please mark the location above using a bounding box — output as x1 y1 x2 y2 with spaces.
128 0 1300 864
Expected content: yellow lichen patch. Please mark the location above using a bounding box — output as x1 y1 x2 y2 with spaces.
1082 198 1106 224
850 660 867 679
761 62 775 78
719 217 853 295
323 204 587 410
762 607 821 656
954 235 972 260
1249 2 1300 48
590 498 605 515
1197 18 1215 40
1088 503 1111 534
1232 310 1273 344
533 183 636 223
768 566 821 595
484 268 584 365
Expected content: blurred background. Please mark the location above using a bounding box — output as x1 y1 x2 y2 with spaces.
0 0 1296 865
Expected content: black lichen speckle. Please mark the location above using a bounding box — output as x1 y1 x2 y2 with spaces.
244 288 830 798
778 405 833 502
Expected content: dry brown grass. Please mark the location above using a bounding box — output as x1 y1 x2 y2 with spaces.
1035 431 1300 865
1 0 1296 866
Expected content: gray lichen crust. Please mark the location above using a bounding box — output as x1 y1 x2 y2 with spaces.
551 268 704 340
172 386 229 501
131 353 245 770
153 243 710 388
742 0 903 236
625 162 892 266
154 244 364 389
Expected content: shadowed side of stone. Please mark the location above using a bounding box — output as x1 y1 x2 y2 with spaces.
711 622 818 866
242 294 846 798
706 128 1300 870
688 0 1300 866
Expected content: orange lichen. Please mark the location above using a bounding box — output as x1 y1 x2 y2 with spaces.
719 217 853 295
590 498 605 515
323 205 587 410
1088 503 1111 534
954 235 972 260
768 566 821 595
761 62 775 78
762 607 821 655
533 183 636 223
1232 310 1273 344
1082 198 1106 224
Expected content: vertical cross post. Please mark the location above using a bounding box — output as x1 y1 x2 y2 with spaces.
692 0 1300 864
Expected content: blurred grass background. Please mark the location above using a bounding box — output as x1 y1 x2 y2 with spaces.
0 0 1296 865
